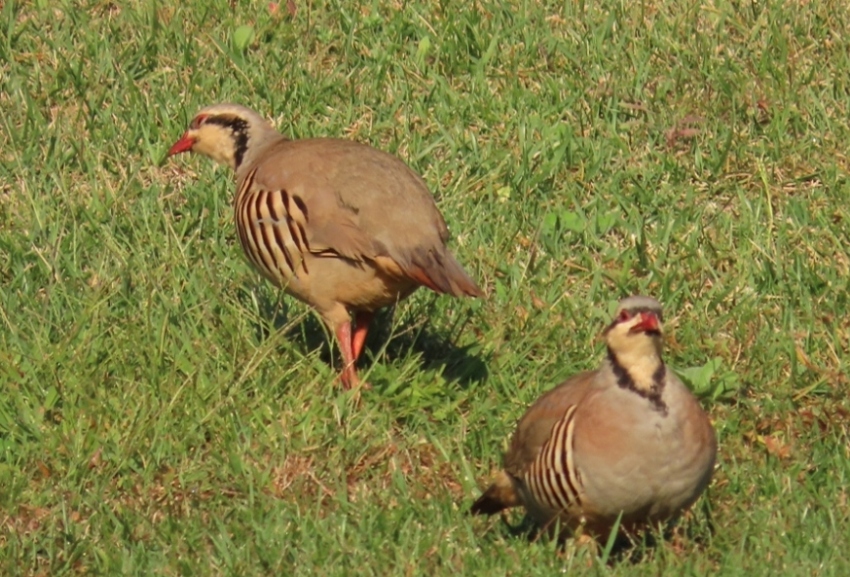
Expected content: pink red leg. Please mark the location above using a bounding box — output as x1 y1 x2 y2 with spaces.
334 321 360 390
351 311 375 362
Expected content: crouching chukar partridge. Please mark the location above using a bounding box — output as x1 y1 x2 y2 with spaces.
471 296 716 540
166 104 482 389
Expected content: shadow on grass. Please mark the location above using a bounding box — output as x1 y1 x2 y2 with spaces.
473 510 714 565
244 287 489 390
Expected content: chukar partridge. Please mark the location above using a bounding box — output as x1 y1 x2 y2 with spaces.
166 104 482 389
471 296 716 539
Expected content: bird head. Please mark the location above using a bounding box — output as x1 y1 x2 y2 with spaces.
165 103 277 171
603 295 665 361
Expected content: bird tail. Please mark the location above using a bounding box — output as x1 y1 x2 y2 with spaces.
408 248 483 298
470 471 520 516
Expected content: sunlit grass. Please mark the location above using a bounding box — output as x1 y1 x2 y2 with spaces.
1 0 850 574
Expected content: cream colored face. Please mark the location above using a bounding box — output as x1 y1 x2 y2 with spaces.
167 109 252 170
187 122 240 168
604 308 664 356
603 307 666 392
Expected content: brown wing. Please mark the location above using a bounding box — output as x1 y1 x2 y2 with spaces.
470 371 599 517
504 370 599 478
248 138 481 297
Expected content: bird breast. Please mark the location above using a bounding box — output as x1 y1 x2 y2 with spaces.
574 383 713 519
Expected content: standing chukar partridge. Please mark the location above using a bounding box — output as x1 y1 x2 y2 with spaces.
471 296 716 540
166 103 482 389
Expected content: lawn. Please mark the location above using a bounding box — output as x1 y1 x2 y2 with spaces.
2 0 850 574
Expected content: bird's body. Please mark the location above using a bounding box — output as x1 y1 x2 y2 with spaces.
167 104 481 389
471 296 716 539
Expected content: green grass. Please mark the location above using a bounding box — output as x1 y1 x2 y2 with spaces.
2 0 850 574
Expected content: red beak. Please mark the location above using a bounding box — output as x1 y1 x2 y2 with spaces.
166 132 196 157
631 311 660 333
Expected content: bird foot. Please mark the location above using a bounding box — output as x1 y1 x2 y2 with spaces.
338 369 372 392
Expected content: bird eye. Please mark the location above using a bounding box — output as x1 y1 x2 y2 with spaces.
618 310 631 322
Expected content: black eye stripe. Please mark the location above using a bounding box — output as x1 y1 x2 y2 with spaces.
197 115 250 169
204 116 248 132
